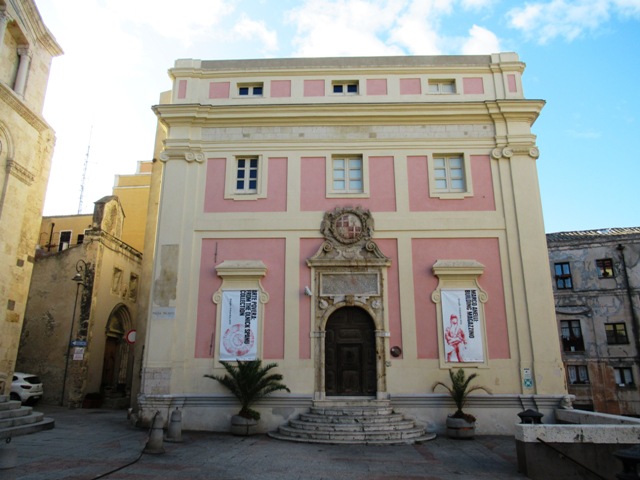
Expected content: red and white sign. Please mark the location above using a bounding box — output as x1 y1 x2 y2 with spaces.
125 330 137 345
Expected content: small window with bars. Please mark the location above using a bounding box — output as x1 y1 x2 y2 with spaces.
567 365 589 385
554 262 573 289
614 367 634 387
596 258 614 278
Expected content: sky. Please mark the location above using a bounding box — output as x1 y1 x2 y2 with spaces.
35 0 640 233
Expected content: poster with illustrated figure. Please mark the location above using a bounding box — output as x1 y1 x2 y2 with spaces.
441 289 484 363
219 290 258 361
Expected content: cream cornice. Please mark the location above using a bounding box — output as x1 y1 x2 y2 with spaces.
0 83 53 133
153 100 544 128
21 0 64 56
6 159 35 185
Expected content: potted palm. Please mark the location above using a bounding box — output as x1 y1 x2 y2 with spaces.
205 360 290 436
432 368 491 439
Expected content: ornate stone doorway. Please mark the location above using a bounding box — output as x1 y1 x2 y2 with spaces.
102 304 134 394
325 307 376 396
308 207 391 400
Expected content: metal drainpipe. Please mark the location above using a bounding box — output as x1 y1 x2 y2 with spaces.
616 244 640 367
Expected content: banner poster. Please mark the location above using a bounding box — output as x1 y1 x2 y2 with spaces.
441 289 484 363
219 290 259 361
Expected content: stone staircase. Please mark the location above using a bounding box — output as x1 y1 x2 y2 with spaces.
269 399 435 445
0 396 55 440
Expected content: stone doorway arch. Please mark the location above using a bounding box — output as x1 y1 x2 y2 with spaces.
102 304 134 395
308 207 391 400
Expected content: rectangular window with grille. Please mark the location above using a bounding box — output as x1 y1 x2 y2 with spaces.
554 262 573 289
560 320 584 352
605 323 629 345
567 365 589 385
236 157 259 193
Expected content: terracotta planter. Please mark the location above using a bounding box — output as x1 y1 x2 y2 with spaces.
230 415 258 436
445 416 476 439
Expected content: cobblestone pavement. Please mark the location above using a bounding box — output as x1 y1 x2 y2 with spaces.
4 406 526 480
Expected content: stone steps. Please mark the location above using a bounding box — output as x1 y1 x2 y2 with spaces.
269 399 436 445
0 396 55 440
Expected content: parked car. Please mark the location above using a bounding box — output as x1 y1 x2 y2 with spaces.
11 372 44 404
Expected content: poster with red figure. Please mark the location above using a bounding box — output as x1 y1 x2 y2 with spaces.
219 290 258 361
441 289 484 363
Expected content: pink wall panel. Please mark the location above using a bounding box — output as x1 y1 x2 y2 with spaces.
177 79 187 99
376 239 402 356
400 78 422 95
463 77 484 94
300 156 397 212
412 237 509 360
204 158 288 213
299 238 320 359
507 74 517 93
366 79 387 96
209 82 230 99
407 155 495 212
304 80 325 97
271 80 291 98
196 238 286 359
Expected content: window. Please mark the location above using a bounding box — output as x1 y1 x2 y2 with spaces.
554 262 573 290
332 81 359 95
596 258 614 278
433 155 465 193
605 323 629 345
560 320 584 352
236 157 259 193
238 83 263 96
614 367 634 387
58 231 72 252
428 80 456 94
332 156 363 193
77 234 84 245
567 365 589 385
224 156 267 200
128 274 139 302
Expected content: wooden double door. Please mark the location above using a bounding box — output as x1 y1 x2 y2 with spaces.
325 307 376 396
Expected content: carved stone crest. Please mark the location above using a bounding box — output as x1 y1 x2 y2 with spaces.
321 207 374 246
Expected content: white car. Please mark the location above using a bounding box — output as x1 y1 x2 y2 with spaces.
10 372 44 404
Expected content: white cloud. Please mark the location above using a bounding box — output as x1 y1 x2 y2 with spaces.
507 0 640 44
461 24 501 54
233 15 279 54
104 0 237 46
286 0 406 57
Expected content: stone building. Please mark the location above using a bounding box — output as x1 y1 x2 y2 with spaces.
137 54 567 435
0 0 62 394
18 197 142 408
547 227 640 416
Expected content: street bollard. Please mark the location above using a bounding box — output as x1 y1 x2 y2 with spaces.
143 412 165 454
165 408 183 443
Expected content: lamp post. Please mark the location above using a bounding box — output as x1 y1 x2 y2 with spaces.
60 259 88 406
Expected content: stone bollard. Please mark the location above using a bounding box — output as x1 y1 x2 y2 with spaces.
165 408 183 443
143 412 165 454
0 439 17 475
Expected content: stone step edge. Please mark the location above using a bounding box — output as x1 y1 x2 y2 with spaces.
276 425 427 440
289 419 416 432
268 431 436 445
0 412 44 429
0 405 34 419
0 417 55 440
299 412 407 424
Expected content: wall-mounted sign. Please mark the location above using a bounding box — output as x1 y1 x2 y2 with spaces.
73 347 85 361
441 289 484 363
125 330 137 345
219 290 258 361
70 340 87 347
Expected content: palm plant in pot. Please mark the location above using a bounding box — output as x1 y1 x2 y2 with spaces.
432 368 491 439
205 360 289 436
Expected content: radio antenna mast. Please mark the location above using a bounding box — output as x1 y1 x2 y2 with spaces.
78 126 93 214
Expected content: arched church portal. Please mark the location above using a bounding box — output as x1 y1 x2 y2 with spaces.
308 207 391 399
102 304 134 394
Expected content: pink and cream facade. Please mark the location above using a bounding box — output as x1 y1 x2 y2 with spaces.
139 54 568 434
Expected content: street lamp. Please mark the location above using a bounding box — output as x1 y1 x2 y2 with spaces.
60 259 89 406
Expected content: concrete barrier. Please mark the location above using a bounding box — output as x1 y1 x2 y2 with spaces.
515 416 640 480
